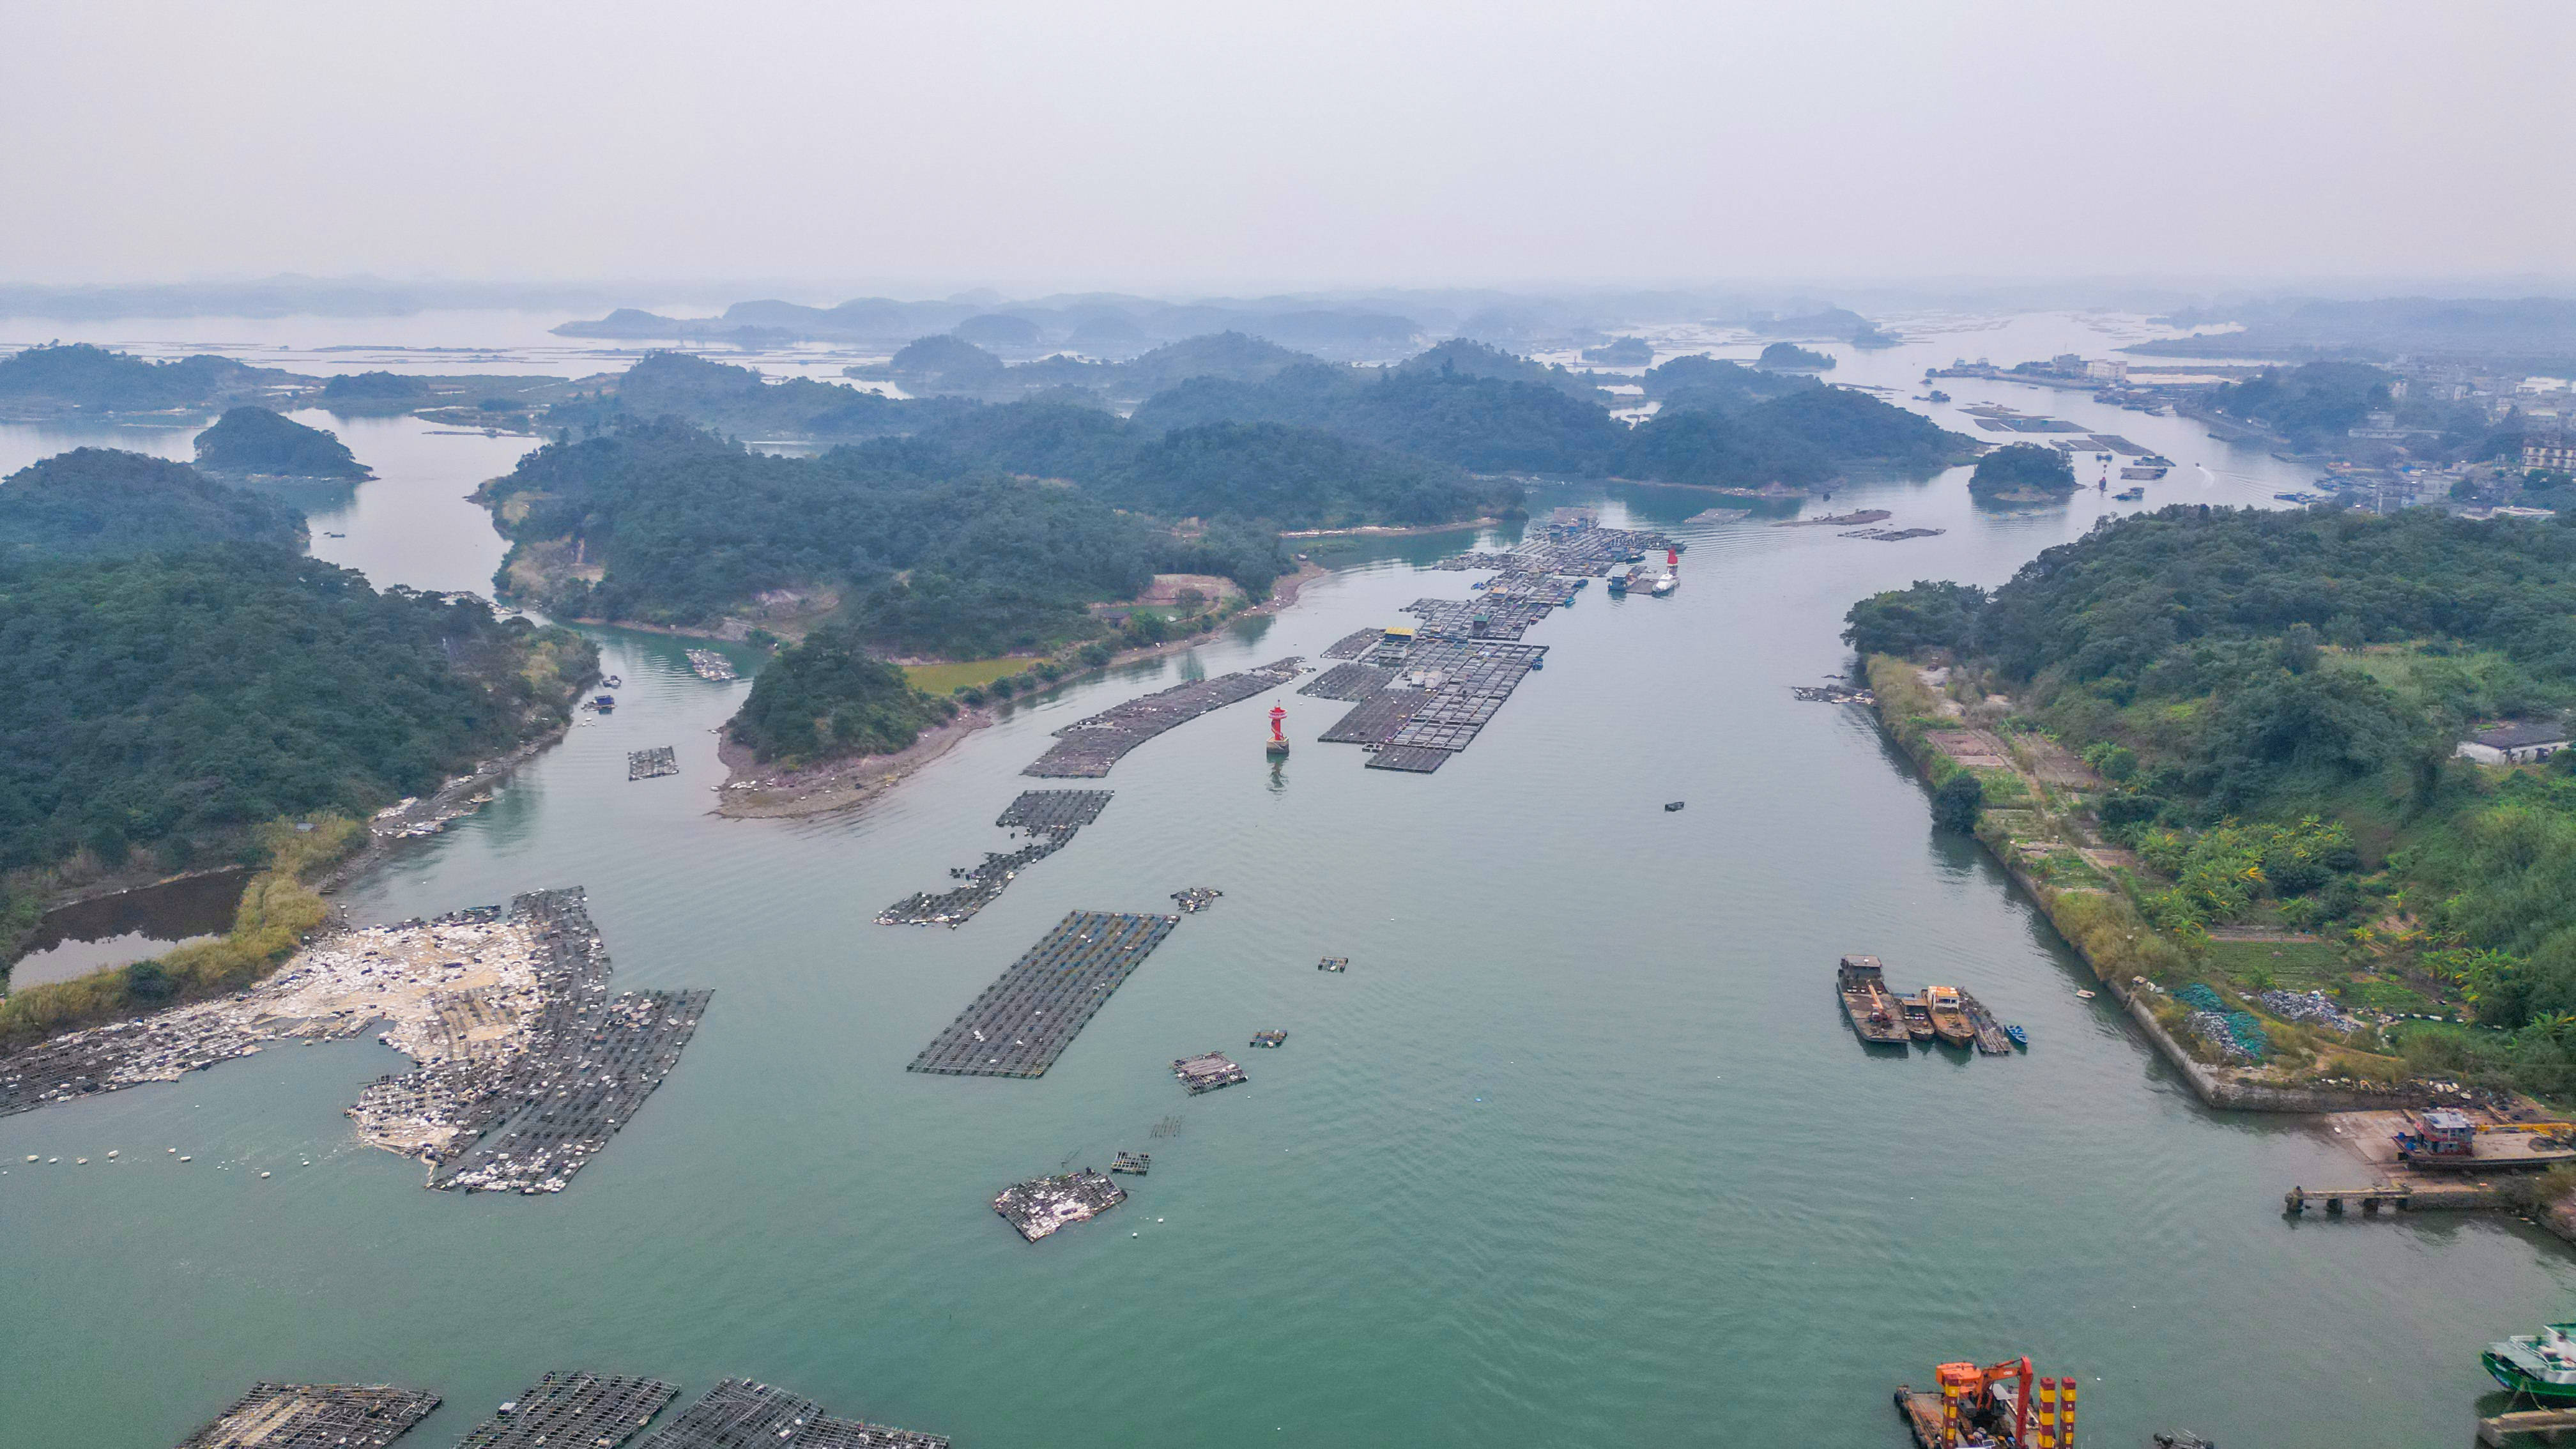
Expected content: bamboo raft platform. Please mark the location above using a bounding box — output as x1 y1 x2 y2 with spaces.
456 1372 678 1449
627 746 678 781
174 1383 441 1449
1959 988 2015 1054
1022 657 1304 777
876 792 1114 928
907 910 1181 1077
1174 1051 1248 1094
992 1169 1125 1243
635 1377 947 1448
2480 1407 2576 1446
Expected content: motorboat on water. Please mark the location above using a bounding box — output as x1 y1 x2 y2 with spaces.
2487 1322 2576 1402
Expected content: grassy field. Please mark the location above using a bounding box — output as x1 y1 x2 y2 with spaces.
902 656 1034 693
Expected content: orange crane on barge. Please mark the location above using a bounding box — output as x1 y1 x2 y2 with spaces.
1894 1356 2078 1447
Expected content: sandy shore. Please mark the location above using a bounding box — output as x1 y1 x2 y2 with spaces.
712 711 992 820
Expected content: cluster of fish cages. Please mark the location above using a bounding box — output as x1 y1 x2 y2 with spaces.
682 649 738 682
174 1382 442 1449
995 788 1112 832
174 1373 943 1449
1022 656 1305 777
907 910 1181 1078
634 1377 947 1449
408 890 711 1195
1401 595 1556 641
627 746 678 781
992 1168 1126 1242
1173 1051 1248 1094
1170 885 1222 913
1300 662 1397 700
1110 1150 1151 1174
1319 627 1385 659
1305 638 1549 774
455 1372 677 1449
1473 571 1586 608
877 790 1116 928
1428 525 1674 578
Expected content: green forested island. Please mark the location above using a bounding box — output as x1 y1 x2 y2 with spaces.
1845 505 2576 1097
0 544 594 877
477 418 1275 658
546 351 963 440
726 626 957 766
193 406 371 478
0 448 307 558
0 342 284 415
1619 385 1980 489
1756 342 1835 371
1129 363 1626 475
1966 441 2077 501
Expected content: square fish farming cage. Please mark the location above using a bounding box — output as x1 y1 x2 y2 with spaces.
907 910 1181 1078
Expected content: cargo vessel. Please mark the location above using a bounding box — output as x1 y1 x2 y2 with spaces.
1837 955 1913 1047
1924 985 1977 1048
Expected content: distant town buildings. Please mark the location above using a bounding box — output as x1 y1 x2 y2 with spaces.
2527 439 2576 471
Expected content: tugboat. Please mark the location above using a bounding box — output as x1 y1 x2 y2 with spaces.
2485 1323 2576 1402
1900 992 1936 1043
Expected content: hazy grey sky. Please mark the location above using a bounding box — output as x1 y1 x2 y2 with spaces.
3 0 2568 291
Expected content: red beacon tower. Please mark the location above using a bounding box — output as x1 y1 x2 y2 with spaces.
1266 702 1290 758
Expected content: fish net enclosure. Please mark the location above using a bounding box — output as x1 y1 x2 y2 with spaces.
454 1372 678 1449
878 791 1117 928
174 1383 442 1449
627 746 678 780
2176 983 2271 1061
634 1378 947 1449
908 910 1181 1077
1022 657 1304 777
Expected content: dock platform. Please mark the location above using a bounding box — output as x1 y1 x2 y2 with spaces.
1174 1051 1248 1094
907 911 1181 1077
2481 1407 2576 1446
176 1382 441 1449
992 1169 1124 1243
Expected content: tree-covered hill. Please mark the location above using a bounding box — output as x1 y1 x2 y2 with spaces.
1756 342 1835 371
193 407 370 478
1398 339 1604 402
1637 355 1813 409
1843 505 2576 1089
1966 441 2077 501
475 419 1188 657
1616 386 1979 489
0 343 289 413
1131 362 1626 475
548 351 953 440
0 448 306 558
0 544 594 873
2204 361 2396 450
727 625 956 766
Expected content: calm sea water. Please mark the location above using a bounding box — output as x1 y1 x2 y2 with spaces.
0 316 2560 1448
